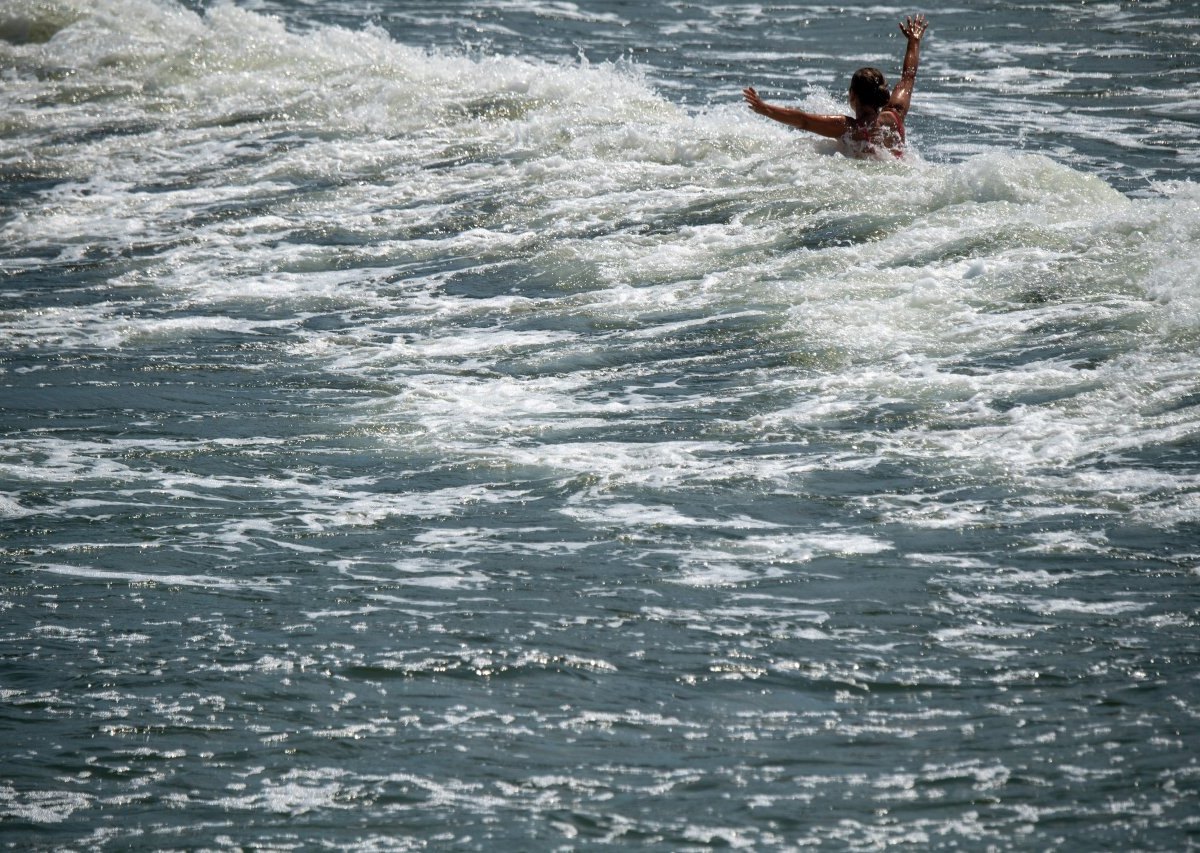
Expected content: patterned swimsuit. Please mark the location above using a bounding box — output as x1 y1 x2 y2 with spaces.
845 108 906 159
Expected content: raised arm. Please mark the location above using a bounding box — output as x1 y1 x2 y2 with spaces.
889 14 928 117
743 87 848 139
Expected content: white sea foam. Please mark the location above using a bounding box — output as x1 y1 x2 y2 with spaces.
27 563 270 590
0 786 93 824
2 3 1198 847
2 0 1197 554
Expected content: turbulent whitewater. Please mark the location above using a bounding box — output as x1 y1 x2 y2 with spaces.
2 0 1198 849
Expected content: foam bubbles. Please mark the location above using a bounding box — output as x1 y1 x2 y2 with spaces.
4 2 1200 850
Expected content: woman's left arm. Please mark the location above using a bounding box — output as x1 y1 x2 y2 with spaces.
743 87 849 138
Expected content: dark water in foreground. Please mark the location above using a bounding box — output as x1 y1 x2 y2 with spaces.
2 0 1199 848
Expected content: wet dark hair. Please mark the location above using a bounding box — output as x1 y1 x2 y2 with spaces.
850 67 891 110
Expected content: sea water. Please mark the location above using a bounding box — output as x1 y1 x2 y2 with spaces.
1 0 1198 849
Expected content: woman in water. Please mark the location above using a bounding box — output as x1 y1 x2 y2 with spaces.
743 14 928 159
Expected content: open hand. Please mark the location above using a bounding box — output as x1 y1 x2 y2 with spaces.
900 14 927 40
743 86 769 115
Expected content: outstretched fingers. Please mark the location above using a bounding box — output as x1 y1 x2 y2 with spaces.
899 14 928 39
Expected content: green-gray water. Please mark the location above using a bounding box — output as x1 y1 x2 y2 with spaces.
2 0 1199 848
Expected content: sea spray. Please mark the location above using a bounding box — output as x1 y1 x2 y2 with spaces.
2 1 1199 849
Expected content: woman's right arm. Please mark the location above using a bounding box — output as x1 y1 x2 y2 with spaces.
743 87 848 139
889 14 928 116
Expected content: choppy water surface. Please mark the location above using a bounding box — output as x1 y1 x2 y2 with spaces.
2 0 1199 848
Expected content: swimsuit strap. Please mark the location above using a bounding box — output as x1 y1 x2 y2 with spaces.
879 107 906 141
